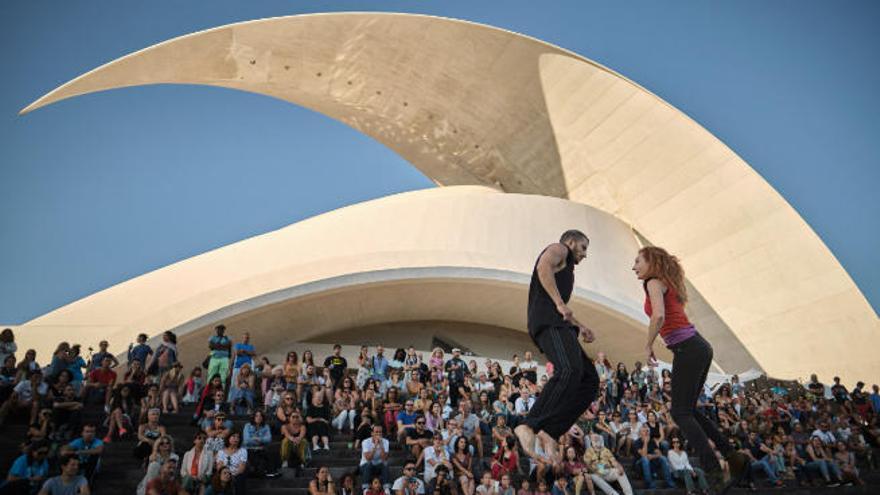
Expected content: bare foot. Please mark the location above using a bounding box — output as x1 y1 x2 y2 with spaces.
514 424 538 460
537 431 560 463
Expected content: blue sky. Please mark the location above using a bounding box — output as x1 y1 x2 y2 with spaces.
1 0 878 323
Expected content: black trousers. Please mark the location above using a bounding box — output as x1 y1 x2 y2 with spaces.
669 333 730 472
524 326 598 438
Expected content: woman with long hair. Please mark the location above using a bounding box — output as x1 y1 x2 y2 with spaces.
452 436 475 495
204 465 236 495
634 246 745 486
283 351 300 390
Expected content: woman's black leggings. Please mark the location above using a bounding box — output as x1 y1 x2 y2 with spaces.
669 333 730 472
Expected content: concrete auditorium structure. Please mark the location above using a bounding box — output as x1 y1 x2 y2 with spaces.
12 13 878 385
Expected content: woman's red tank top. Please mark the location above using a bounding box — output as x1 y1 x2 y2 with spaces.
643 279 692 337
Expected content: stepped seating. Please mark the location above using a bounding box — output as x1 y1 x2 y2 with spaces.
1 402 877 494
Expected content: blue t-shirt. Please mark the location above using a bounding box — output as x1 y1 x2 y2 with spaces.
233 343 255 369
8 453 49 480
209 336 231 359
68 437 103 464
398 411 419 427
67 356 87 382
129 344 153 365
870 393 880 413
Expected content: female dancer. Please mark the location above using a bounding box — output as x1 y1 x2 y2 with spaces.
633 246 745 489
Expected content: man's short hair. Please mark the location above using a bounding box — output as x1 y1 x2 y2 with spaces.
59 454 79 467
333 344 342 350
560 229 589 244
215 324 226 332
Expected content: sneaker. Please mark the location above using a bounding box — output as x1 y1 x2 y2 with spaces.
827 482 840 487
265 471 281 479
102 435 112 443
281 460 289 469
119 427 128 436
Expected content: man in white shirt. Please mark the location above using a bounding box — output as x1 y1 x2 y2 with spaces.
521 351 539 384
423 436 452 484
474 374 495 396
0 369 47 426
811 421 836 446
360 425 391 490
392 461 425 495
514 390 536 418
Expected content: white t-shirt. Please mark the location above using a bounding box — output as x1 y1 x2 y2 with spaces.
14 380 47 403
514 396 535 415
216 447 248 474
361 437 390 465
667 450 693 472
392 476 425 494
423 446 449 482
521 360 538 372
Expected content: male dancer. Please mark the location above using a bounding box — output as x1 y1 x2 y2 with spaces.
514 230 599 460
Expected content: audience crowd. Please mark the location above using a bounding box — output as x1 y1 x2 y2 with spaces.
0 325 878 495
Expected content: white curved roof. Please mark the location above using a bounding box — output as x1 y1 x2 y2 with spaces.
19 13 878 382
16 186 677 369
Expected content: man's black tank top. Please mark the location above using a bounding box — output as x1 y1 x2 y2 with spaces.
527 244 576 340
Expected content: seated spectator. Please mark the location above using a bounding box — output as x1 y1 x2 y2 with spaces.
365 477 387 495
180 431 214 495
134 408 168 460
104 384 135 442
145 458 185 495
490 437 518 481
0 369 47 426
811 420 836 447
429 465 458 495
263 366 287 412
397 400 420 442
181 366 204 405
137 435 178 495
458 401 484 459
425 401 445 433
204 413 231 454
383 386 404 436
60 423 104 487
405 415 433 459
159 362 184 414
617 412 641 457
37 454 88 495
339 473 357 495
491 414 512 454
1 355 20 404
281 410 308 471
124 360 148 400
140 384 163 424
333 376 358 433
423 435 453 486
193 375 225 425
309 466 337 495
27 408 53 444
476 472 496 495
833 440 863 486
393 461 426 495
353 406 375 451
80 357 115 406
215 431 248 493
740 431 783 488
203 466 235 495
51 384 84 441
243 410 278 477
632 425 674 489
667 436 709 494
452 436 475 495
359 425 391 492
307 389 332 451
4 439 50 495
804 436 843 487
200 388 232 431
275 391 299 430
497 474 514 495
559 445 593 495
229 362 257 415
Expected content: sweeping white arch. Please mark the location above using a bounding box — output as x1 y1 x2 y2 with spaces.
19 13 877 383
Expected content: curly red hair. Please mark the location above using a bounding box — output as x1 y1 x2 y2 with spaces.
638 246 688 304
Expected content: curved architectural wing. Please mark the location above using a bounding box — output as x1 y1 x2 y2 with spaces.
20 13 878 382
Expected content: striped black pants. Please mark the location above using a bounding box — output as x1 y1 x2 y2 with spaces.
524 325 598 438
